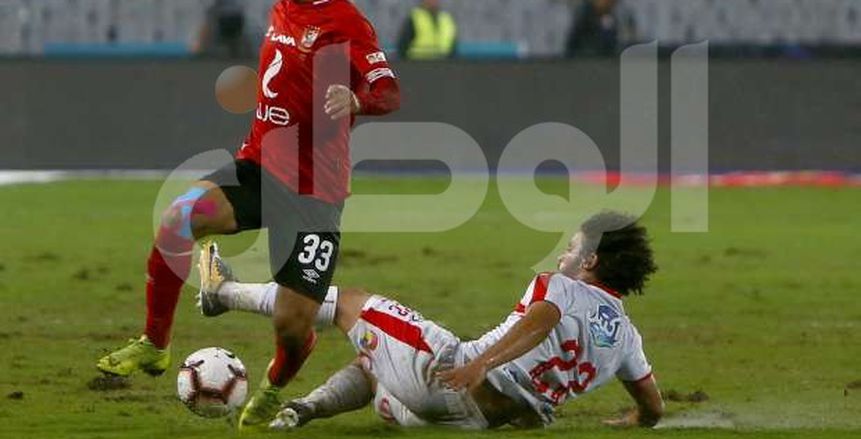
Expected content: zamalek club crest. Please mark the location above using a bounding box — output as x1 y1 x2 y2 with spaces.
301 26 322 51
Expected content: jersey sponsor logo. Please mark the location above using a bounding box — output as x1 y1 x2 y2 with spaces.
265 26 297 47
258 49 291 125
588 304 622 348
256 103 291 126
301 26 322 51
366 51 387 65
262 49 283 99
366 67 396 83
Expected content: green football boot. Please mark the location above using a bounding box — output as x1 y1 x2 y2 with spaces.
96 335 170 377
238 373 282 431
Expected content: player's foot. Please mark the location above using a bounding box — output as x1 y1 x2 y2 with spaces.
96 335 170 377
238 377 282 431
197 240 236 317
269 400 314 430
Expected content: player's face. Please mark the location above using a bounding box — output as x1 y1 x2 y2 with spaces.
557 232 584 274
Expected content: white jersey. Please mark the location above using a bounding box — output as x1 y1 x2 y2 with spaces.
462 273 653 424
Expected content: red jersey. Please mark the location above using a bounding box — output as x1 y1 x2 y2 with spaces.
236 0 397 204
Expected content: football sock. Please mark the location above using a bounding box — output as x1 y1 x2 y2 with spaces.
267 331 317 387
295 363 373 418
220 283 339 329
145 187 212 349
145 230 193 349
218 281 278 315
316 286 339 327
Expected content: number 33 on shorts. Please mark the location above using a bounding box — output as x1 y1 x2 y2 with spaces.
296 233 336 271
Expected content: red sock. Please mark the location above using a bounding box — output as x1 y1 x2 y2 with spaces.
144 228 193 349
267 331 318 387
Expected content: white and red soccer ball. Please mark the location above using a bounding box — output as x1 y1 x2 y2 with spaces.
177 347 248 418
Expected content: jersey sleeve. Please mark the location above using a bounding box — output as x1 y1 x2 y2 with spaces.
348 18 397 85
515 273 574 316
615 326 653 382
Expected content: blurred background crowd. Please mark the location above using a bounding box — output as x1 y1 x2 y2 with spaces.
1 0 860 59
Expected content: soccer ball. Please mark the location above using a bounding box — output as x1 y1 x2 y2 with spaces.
177 347 248 418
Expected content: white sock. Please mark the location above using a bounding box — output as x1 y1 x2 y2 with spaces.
315 286 339 327
297 363 373 418
217 282 278 315
219 282 339 329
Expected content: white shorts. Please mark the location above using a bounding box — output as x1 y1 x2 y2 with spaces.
347 295 488 429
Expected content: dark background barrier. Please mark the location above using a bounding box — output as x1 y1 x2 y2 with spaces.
1 59 858 172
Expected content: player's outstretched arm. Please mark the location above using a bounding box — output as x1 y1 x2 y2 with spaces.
603 375 664 428
437 301 561 391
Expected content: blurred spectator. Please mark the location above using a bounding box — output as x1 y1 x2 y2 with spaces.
397 0 458 60
565 0 625 57
193 0 255 58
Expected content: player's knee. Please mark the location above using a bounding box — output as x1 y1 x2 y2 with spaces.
158 187 209 240
159 203 186 233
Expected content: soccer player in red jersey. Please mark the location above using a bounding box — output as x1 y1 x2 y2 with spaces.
97 0 400 428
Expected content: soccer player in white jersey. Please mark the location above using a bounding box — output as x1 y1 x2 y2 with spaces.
197 211 663 429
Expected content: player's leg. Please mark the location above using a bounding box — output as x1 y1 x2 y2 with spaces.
196 245 364 333
96 178 242 377
239 286 319 429
270 358 375 430
239 182 344 429
371 383 429 427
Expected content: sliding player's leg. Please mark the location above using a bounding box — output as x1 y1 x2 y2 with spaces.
96 177 243 377
270 358 375 430
272 359 430 430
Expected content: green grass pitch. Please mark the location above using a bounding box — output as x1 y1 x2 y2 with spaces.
0 177 859 438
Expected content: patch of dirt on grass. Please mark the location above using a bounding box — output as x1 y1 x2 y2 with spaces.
115 283 134 292
723 247 767 258
0 331 22 340
103 394 149 403
657 410 735 429
339 249 399 267
663 389 710 403
73 268 92 281
340 249 367 261
27 252 61 263
87 375 131 391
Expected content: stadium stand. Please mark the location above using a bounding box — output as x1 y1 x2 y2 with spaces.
0 0 859 57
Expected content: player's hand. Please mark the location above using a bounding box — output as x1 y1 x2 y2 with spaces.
324 84 360 120
436 360 487 392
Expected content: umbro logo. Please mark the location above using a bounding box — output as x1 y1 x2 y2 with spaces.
302 269 321 284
